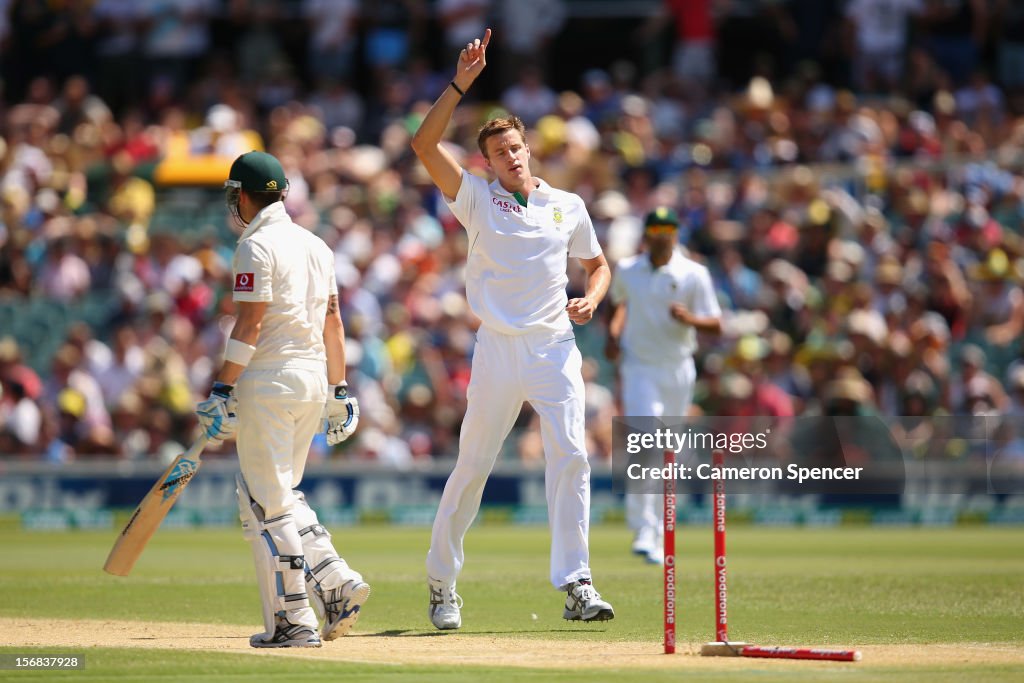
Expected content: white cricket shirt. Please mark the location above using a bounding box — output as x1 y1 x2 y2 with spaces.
447 170 602 335
231 202 337 371
610 248 721 364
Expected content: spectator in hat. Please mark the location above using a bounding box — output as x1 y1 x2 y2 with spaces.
889 370 959 461
823 368 875 419
871 256 907 323
968 249 1024 347
901 370 940 418
717 372 756 419
734 335 796 418
953 344 1009 413
964 375 1002 416
785 365 903 484
908 312 953 390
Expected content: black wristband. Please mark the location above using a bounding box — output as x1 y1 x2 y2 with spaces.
449 80 466 97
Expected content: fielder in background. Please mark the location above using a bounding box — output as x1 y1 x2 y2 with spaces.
606 207 722 564
411 28 616 629
195 151 369 648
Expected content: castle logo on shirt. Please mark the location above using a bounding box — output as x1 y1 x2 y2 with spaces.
491 197 523 214
235 273 255 292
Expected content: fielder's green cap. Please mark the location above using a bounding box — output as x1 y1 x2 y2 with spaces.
644 206 679 227
228 151 287 192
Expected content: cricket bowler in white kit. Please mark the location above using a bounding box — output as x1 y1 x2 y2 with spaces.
606 207 722 564
195 151 370 648
411 29 616 628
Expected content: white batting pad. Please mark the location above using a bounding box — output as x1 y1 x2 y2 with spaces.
237 474 316 634
292 492 362 616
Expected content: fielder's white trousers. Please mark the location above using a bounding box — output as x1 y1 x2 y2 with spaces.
621 357 695 533
427 326 593 590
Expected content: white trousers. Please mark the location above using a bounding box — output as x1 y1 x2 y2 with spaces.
427 326 593 590
236 367 326 518
622 358 695 533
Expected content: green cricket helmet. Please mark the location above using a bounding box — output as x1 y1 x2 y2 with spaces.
224 151 289 222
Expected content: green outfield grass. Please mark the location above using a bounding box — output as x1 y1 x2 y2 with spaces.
2 520 1023 682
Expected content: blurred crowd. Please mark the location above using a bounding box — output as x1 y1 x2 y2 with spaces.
3 0 1024 466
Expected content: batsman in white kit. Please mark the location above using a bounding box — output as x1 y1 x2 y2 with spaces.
411 29 615 629
195 151 369 648
606 207 722 564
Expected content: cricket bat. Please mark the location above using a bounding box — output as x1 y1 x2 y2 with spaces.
103 436 209 576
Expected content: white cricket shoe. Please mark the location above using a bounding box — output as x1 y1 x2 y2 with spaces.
318 579 372 641
563 579 615 622
250 614 322 648
632 526 655 556
428 580 463 630
646 545 665 565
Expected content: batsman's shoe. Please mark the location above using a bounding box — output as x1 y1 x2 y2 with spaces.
319 579 372 641
250 615 322 648
428 580 463 630
563 579 615 622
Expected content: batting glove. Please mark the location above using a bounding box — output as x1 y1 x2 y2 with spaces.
196 381 238 446
323 382 359 445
